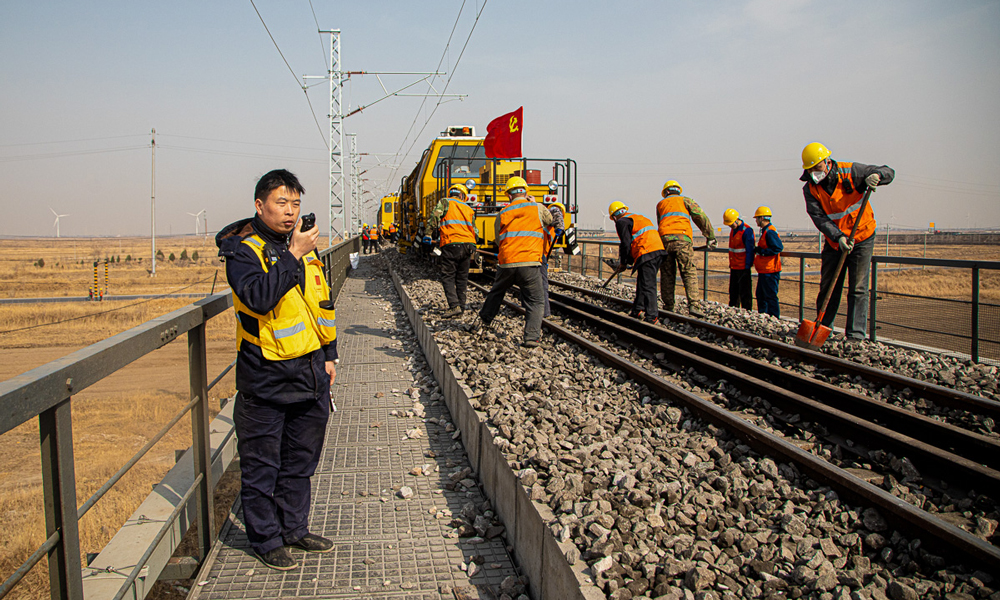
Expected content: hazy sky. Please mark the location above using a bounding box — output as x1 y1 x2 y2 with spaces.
2 0 998 238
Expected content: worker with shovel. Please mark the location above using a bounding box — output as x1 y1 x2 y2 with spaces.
800 142 894 343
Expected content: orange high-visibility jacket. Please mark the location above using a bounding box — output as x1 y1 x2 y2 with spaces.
728 223 752 270
439 200 476 245
623 212 664 262
808 162 876 250
497 199 544 265
754 223 782 274
656 196 693 239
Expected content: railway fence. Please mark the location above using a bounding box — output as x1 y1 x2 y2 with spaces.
555 240 1000 363
0 237 359 600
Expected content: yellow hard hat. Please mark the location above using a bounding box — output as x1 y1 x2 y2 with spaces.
801 142 831 169
448 183 468 198
662 180 682 197
754 206 772 218
723 209 740 226
505 176 528 194
608 201 628 218
363 223 368 227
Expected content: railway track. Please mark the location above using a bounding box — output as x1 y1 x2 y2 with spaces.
462 279 1000 572
550 279 1000 426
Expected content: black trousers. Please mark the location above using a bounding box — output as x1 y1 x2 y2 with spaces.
440 243 475 308
631 255 661 321
479 265 544 343
729 268 752 310
233 392 329 555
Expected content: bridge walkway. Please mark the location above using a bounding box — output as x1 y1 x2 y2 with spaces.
189 256 516 599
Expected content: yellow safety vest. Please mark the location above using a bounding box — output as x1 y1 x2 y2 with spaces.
233 234 337 361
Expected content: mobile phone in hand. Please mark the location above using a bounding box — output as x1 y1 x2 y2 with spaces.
300 213 316 232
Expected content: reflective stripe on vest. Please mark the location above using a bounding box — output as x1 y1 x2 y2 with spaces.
623 212 664 261
439 200 476 245
656 196 694 238
808 161 876 250
233 234 336 361
497 200 545 265
728 225 750 270
754 224 782 274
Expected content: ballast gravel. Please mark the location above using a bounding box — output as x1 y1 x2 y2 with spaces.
386 251 999 600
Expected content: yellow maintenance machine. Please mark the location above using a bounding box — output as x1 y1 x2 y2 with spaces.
395 125 578 271
377 193 398 235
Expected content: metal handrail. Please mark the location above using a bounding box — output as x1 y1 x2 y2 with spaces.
564 240 999 362
0 235 360 600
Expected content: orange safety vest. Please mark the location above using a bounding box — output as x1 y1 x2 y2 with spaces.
808 161 876 249
497 199 545 265
728 223 752 270
754 223 782 274
656 195 693 239
389 224 397 233
439 199 476 245
622 212 664 261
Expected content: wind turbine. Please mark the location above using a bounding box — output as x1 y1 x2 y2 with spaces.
187 209 206 235
50 208 69 238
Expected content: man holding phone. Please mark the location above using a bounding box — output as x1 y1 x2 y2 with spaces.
215 169 337 570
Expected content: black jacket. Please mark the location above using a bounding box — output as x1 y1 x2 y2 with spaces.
216 216 337 404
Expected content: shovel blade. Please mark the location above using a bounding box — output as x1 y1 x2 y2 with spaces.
794 319 832 350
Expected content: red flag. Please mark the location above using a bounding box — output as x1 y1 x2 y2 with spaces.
484 107 523 159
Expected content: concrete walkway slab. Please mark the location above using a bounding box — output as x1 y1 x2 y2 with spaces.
189 256 517 600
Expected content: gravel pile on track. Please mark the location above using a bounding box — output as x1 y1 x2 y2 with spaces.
553 271 998 437
386 252 998 600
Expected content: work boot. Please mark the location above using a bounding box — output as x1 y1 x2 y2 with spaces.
441 305 463 318
688 305 705 319
288 533 334 553
521 339 540 348
255 547 298 571
469 317 490 334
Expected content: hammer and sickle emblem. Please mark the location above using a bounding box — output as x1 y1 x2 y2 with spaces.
509 116 519 133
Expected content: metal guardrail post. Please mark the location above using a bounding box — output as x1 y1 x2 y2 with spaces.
798 257 805 322
39 398 83 600
188 321 215 559
869 261 878 342
597 243 603 278
972 267 980 363
703 249 708 301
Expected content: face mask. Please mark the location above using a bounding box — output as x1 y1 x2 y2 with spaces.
810 170 827 184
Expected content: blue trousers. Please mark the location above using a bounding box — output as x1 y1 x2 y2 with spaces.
756 272 780 317
234 392 329 554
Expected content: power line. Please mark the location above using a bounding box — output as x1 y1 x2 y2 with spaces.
0 274 219 336
159 133 324 151
307 0 328 71
157 144 326 164
0 145 148 163
248 0 329 149
0 134 147 148
383 0 477 188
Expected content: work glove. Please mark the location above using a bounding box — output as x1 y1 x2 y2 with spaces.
707 239 718 249
838 236 855 253
554 228 565 238
865 173 881 188
604 258 621 271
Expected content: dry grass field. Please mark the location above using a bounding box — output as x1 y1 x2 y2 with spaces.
0 236 261 599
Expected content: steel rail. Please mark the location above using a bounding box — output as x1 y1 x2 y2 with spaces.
467 281 1000 571
547 295 1000 499
550 290 1000 470
550 280 1000 420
